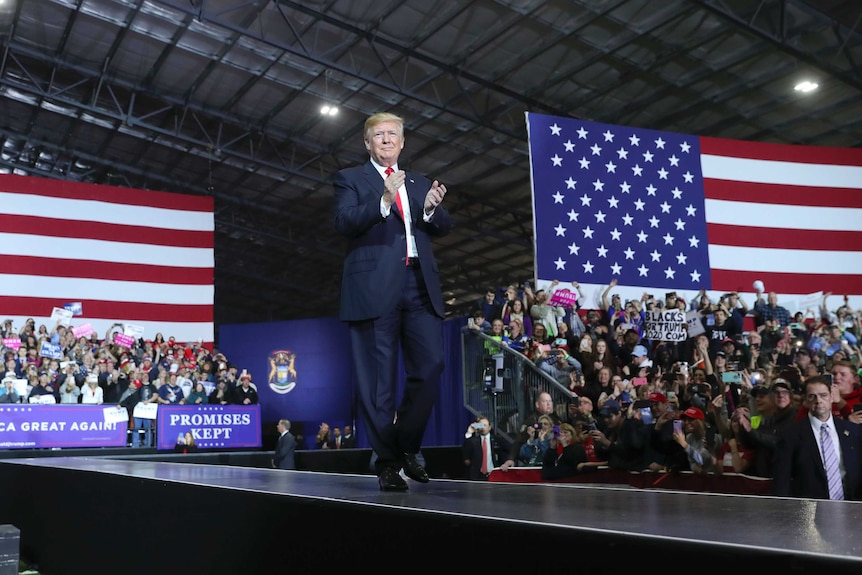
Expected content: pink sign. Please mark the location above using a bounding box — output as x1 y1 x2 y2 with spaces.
114 332 134 349
2 337 21 350
73 323 94 338
549 288 578 308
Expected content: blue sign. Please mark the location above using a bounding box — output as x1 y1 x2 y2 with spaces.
64 302 83 316
39 341 62 360
156 404 262 450
0 405 126 449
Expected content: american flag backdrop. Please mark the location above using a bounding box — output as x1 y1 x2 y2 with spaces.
525 112 862 313
0 175 214 343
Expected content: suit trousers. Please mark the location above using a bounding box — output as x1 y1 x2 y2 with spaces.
349 263 444 473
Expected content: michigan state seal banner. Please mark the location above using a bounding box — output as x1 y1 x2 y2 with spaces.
217 317 355 448
219 316 470 449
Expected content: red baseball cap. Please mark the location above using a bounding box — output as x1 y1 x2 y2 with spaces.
683 407 704 420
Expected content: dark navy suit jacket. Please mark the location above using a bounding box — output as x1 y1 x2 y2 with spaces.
772 415 862 500
333 161 452 322
274 431 296 470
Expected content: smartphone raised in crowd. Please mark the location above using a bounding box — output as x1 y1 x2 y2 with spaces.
639 407 653 425
672 420 683 435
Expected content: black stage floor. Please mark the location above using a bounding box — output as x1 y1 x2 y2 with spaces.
1 456 861 574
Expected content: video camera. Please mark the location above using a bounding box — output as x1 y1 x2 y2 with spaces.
482 354 507 392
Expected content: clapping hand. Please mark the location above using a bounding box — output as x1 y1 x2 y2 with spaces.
383 169 405 208
423 180 447 214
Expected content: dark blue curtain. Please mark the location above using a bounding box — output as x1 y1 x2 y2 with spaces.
219 317 472 448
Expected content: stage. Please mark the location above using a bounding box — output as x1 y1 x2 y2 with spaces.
1 454 861 574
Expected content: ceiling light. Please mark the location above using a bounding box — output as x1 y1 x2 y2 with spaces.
794 81 819 93
320 105 338 116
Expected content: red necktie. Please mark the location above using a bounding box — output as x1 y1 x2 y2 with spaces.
385 166 409 265
481 436 489 475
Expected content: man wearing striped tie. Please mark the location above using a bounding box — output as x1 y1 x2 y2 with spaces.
773 375 862 500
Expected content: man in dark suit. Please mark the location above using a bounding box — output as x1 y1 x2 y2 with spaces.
462 417 499 480
333 111 452 492
329 427 344 449
272 419 296 470
341 425 356 449
773 375 862 500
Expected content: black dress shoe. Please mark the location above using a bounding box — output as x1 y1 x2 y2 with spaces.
378 467 408 492
402 453 430 483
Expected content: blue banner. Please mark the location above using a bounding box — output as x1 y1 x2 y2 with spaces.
216 317 354 449
0 405 126 449
156 404 262 450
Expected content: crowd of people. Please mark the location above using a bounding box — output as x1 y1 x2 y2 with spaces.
312 422 357 450
0 319 260 447
465 281 862 498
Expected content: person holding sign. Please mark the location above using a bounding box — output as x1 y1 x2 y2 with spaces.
28 370 57 403
131 372 159 447
530 280 567 338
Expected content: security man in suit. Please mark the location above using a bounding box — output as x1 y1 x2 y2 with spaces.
773 375 862 500
333 111 452 492
272 419 296 470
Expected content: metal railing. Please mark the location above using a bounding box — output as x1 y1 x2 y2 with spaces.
461 328 576 448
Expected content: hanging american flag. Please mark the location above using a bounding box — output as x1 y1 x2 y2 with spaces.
0 175 214 343
525 112 862 312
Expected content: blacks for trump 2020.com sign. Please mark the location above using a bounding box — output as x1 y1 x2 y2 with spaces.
644 310 687 342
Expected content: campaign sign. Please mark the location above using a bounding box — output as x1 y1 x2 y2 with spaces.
50 307 74 327
157 404 261 450
549 288 578 308
64 301 83 316
133 402 158 420
113 332 135 349
645 309 687 342
103 406 129 425
797 291 822 319
3 337 21 351
0 405 127 449
39 341 63 360
124 323 145 339
685 310 705 338
73 323 95 338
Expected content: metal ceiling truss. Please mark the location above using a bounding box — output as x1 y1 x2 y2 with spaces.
0 0 858 328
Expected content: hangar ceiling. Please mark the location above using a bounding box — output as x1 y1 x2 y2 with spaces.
0 0 859 332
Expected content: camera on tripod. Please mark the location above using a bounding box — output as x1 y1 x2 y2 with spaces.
482 353 507 392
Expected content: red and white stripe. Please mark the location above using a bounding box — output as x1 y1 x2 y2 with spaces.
0 175 213 344
701 136 862 297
